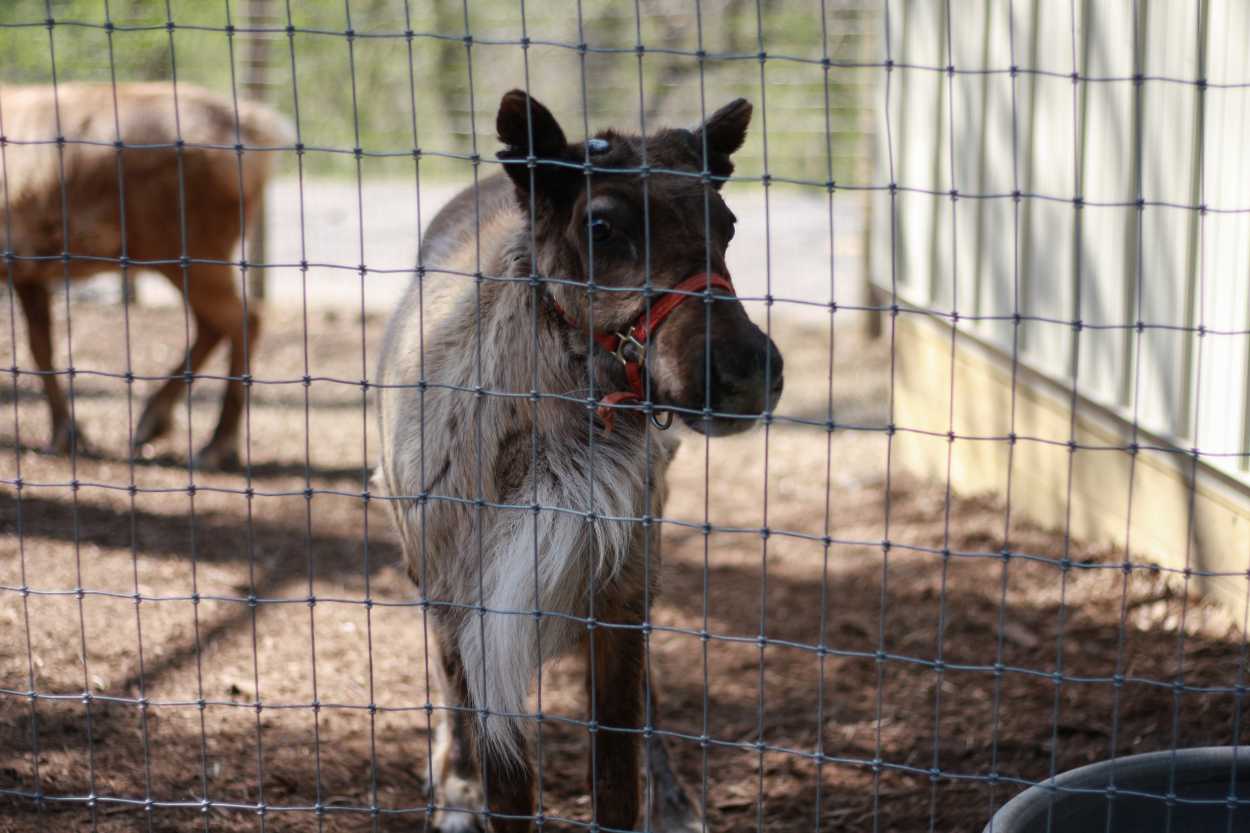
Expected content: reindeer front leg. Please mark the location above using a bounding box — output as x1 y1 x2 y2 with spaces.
593 639 704 833
586 597 645 830
478 730 534 833
645 687 704 833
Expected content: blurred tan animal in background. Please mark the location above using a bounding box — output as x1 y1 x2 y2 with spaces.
0 82 290 468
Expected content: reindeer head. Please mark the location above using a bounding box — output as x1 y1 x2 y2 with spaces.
496 90 784 436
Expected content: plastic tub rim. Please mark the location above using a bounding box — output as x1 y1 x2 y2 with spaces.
983 745 1250 833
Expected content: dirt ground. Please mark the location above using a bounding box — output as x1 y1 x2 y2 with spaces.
1 297 1247 833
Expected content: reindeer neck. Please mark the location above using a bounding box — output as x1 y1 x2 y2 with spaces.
493 232 639 439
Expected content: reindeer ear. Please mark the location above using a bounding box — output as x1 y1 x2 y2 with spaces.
496 90 575 198
692 98 752 185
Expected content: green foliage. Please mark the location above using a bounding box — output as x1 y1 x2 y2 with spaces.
2 0 875 183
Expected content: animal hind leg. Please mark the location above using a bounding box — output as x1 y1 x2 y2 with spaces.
133 285 225 451
15 282 88 454
152 261 258 469
196 282 259 471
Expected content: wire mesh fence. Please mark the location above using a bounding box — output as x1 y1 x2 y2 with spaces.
1 2 1248 833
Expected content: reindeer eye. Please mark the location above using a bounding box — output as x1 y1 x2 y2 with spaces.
590 218 614 243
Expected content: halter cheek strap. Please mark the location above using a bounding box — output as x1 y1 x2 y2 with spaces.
552 272 737 432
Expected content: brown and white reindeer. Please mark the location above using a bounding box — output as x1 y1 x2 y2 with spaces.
376 90 783 832
1 82 289 468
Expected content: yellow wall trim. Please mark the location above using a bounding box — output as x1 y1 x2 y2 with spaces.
892 313 1250 614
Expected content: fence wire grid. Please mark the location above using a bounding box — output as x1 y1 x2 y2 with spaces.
2 2 1250 833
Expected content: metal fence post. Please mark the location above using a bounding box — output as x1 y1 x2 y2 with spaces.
241 0 275 302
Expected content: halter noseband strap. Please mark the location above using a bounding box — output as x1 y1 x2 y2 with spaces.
552 272 737 432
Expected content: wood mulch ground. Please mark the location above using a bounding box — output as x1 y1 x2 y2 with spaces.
2 300 1245 832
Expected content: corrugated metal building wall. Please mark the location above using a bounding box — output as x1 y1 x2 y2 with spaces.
868 1 1250 605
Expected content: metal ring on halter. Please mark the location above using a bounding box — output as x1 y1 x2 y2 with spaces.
650 409 675 430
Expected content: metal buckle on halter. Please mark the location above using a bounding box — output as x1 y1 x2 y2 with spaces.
611 331 646 366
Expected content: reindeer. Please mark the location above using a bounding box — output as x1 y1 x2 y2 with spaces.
1 82 290 468
376 90 783 832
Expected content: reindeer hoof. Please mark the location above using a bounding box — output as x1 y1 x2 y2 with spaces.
650 789 704 833
192 443 241 471
429 773 486 833
133 407 173 447
431 809 484 833
45 421 93 458
654 809 705 833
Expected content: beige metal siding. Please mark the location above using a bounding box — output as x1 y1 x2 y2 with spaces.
872 0 1250 481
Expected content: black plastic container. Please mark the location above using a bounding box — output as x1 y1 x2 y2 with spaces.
984 747 1250 833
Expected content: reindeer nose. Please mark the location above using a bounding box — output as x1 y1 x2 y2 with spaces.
769 371 785 403
707 333 783 416
766 341 785 409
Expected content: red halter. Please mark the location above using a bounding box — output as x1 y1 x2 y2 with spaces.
552 272 736 432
